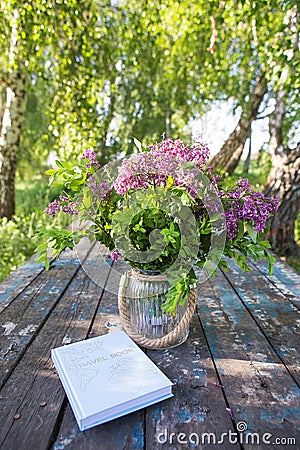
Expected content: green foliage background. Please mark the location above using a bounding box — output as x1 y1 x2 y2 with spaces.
0 0 299 281
0 179 70 282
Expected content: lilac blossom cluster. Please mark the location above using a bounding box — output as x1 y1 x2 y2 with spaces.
110 249 121 261
148 136 210 168
45 196 79 217
45 149 101 218
81 148 101 169
88 176 111 199
114 137 210 196
222 178 279 240
44 140 278 248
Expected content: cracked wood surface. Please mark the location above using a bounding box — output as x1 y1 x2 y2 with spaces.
0 246 299 450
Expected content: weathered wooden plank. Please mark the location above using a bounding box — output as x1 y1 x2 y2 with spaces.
253 256 300 302
145 315 240 450
51 396 145 450
0 255 44 313
51 258 145 450
196 268 300 449
2 249 299 450
52 261 239 450
0 244 111 450
0 240 93 389
223 259 300 385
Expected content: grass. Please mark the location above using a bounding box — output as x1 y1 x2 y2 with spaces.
15 175 61 215
0 176 69 283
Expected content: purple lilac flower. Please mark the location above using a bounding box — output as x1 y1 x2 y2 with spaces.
224 210 239 240
45 197 79 217
62 202 79 215
228 189 242 200
204 194 222 213
59 195 69 202
88 176 111 199
81 148 101 169
224 185 278 240
111 249 121 261
237 192 278 232
206 166 213 176
236 177 252 192
211 174 220 186
44 200 61 217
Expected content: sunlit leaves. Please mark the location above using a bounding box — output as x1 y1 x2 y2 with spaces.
1 0 298 171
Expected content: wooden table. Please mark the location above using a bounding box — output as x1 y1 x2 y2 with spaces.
0 239 299 449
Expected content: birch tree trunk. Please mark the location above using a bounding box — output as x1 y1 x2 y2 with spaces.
0 9 27 219
263 5 299 257
264 143 300 256
263 87 299 257
268 89 286 156
210 72 268 175
0 71 27 218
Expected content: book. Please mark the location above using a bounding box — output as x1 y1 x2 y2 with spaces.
51 330 173 431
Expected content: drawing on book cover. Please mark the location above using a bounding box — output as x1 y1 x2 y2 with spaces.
61 340 106 391
109 356 158 394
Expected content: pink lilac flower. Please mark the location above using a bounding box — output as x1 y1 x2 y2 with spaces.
111 249 121 261
148 136 210 168
114 137 210 196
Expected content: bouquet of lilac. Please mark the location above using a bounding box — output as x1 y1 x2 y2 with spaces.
36 136 278 313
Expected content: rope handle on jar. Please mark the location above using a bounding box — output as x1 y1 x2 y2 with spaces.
118 279 197 350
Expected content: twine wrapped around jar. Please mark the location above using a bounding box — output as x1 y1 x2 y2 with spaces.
118 270 197 350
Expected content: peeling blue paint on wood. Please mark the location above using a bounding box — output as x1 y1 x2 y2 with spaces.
52 427 79 450
256 259 300 298
51 259 80 267
259 406 300 428
197 411 206 423
151 404 162 421
0 264 43 307
132 421 144 449
178 405 192 423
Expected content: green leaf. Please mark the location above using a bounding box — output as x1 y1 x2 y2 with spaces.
245 222 258 243
82 188 92 208
237 219 244 240
167 176 174 189
45 169 59 176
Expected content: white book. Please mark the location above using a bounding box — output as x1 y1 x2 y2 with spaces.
51 331 173 431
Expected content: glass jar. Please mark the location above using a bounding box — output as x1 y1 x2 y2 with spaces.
119 269 189 349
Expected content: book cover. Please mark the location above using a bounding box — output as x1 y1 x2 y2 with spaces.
51 330 173 431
